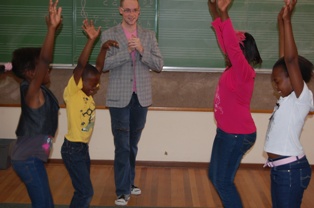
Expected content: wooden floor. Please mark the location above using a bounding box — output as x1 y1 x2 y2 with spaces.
0 163 314 207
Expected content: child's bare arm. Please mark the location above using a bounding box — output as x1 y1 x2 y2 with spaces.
73 19 101 84
95 40 119 72
208 0 219 21
26 0 62 108
277 7 285 58
283 0 303 97
217 0 232 21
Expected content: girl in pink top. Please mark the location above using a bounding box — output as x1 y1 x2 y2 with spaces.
207 0 262 207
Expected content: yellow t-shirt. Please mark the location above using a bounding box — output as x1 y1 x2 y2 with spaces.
63 76 96 143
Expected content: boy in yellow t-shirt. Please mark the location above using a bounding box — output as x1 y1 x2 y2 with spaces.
61 19 118 208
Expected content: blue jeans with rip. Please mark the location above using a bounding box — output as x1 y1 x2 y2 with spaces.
11 157 54 208
269 156 311 208
61 138 93 208
109 93 148 196
208 128 256 208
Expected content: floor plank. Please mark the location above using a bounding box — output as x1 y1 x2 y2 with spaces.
0 163 313 207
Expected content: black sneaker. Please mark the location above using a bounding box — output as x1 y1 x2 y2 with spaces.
115 194 130 206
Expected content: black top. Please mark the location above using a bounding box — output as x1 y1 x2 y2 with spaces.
16 81 59 137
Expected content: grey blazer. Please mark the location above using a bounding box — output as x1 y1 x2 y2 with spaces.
101 24 164 108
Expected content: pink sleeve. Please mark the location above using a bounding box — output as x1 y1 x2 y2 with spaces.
220 18 254 80
211 18 226 55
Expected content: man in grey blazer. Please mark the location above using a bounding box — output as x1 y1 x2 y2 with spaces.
101 0 163 206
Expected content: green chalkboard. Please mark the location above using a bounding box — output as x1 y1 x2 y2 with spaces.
1 0 313 70
0 0 73 64
0 0 157 66
158 0 314 70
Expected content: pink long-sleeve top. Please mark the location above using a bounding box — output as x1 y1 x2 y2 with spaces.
212 18 256 134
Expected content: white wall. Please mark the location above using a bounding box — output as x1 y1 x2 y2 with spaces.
1 107 314 164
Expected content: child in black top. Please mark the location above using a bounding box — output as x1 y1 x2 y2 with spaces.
10 0 62 207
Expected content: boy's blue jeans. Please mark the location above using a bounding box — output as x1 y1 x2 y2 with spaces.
61 139 93 208
109 93 148 196
12 157 54 208
208 128 256 208
270 156 311 208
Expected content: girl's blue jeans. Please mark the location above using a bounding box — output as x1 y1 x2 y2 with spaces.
208 128 256 208
11 157 54 208
61 139 93 208
270 156 311 208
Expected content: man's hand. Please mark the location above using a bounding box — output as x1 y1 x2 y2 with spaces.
128 35 144 54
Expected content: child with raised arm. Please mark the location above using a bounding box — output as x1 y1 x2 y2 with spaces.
264 0 313 207
61 19 118 208
10 0 62 207
207 0 262 207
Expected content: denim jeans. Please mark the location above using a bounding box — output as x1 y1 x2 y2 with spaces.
11 157 54 208
109 93 148 196
269 156 311 208
208 128 256 208
61 138 93 208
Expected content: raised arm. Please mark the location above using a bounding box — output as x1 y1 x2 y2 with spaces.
209 0 227 55
26 0 62 108
208 0 219 21
282 0 303 97
217 0 232 21
73 19 101 84
277 7 285 58
95 40 119 72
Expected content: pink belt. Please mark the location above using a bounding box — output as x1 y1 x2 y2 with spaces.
263 154 305 168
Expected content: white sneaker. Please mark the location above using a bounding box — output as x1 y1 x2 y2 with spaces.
131 185 141 195
115 194 130 206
